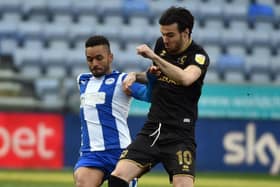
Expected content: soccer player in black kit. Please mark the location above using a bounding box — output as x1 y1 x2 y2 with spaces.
109 6 210 187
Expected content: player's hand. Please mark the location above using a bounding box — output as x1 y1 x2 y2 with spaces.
136 44 156 59
122 72 136 96
149 65 161 76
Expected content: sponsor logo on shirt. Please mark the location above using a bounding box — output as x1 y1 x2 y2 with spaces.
195 54 206 65
105 78 115 85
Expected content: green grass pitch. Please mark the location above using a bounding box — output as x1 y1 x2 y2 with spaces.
0 169 279 187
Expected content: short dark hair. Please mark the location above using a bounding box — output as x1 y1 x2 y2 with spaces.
85 35 111 52
159 6 194 34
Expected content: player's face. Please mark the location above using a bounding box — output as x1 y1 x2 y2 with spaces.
85 45 113 77
160 23 188 54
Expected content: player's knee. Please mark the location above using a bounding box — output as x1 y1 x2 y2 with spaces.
108 175 129 187
74 170 92 187
74 172 86 187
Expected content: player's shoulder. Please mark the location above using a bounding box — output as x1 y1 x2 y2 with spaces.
110 70 127 81
77 73 92 84
190 40 208 56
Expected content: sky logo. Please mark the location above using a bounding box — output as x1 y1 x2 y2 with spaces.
223 122 280 175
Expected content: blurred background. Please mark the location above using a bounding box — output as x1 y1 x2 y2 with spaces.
0 0 280 177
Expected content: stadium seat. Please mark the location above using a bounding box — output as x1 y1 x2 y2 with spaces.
42 22 70 43
122 0 150 20
34 77 64 110
68 23 96 44
270 29 280 50
22 0 47 13
0 0 22 13
245 25 271 48
23 38 44 50
197 27 222 45
203 44 222 70
46 0 72 14
197 1 224 21
77 15 99 26
17 21 43 41
102 14 125 26
97 0 123 18
48 40 70 50
95 24 121 42
223 0 249 22
249 71 272 84
224 71 246 83
71 66 89 78
21 0 49 22
0 21 18 39
71 0 97 15
66 47 87 75
245 47 271 76
45 65 68 79
14 48 43 78
226 46 247 58
216 54 245 74
247 3 275 23
120 24 146 44
144 24 161 45
270 54 280 79
221 27 246 47
41 48 67 66
148 0 176 18
52 14 74 25
0 38 18 54
204 69 221 83
13 47 42 66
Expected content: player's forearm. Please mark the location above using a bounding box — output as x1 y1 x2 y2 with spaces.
134 72 148 83
152 55 187 85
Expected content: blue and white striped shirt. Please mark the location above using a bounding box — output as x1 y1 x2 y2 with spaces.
77 71 150 152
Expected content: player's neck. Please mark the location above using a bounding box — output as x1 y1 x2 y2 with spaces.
182 37 192 52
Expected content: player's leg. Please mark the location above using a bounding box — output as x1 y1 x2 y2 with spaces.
74 167 104 187
109 134 158 187
161 142 196 187
110 159 143 184
173 175 194 187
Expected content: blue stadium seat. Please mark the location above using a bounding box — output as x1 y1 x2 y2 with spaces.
216 54 245 73
247 3 275 23
122 0 151 20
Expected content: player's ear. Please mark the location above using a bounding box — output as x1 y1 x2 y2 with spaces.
183 28 190 38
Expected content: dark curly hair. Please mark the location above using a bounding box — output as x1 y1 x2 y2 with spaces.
159 6 194 35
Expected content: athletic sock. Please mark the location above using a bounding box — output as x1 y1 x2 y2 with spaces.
108 175 129 187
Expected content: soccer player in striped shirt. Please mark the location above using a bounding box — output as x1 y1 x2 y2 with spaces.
73 35 153 187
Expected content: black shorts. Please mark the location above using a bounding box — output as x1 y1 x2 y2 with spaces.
120 134 196 182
